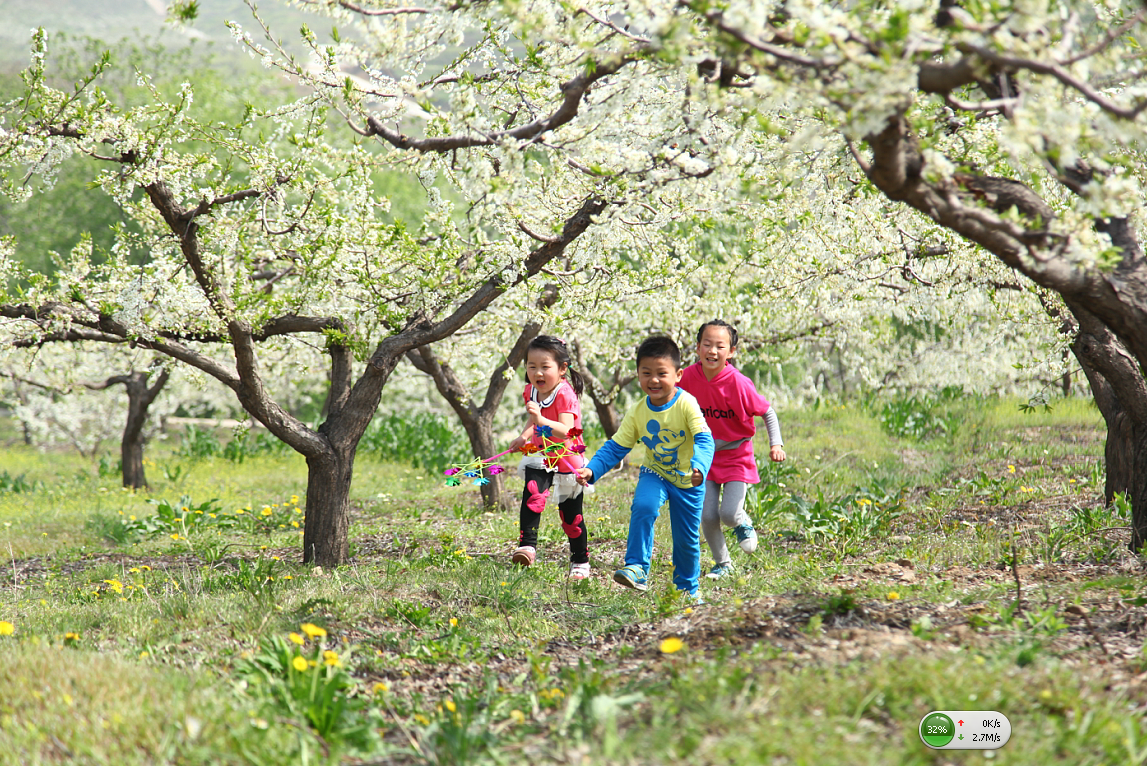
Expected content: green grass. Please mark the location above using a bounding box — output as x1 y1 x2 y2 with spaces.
0 397 1140 764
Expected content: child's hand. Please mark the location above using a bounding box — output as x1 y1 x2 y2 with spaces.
509 436 527 452
691 468 704 487
770 445 786 462
575 467 594 486
525 401 542 424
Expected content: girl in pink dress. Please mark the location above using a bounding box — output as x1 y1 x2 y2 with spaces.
678 320 786 579
507 336 591 580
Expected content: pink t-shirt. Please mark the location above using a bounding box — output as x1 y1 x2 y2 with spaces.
678 362 770 484
523 380 586 472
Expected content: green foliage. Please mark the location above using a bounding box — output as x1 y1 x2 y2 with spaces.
767 480 906 545
176 426 291 463
119 495 232 539
235 632 380 753
360 411 471 473
203 556 282 608
0 469 42 493
873 386 964 440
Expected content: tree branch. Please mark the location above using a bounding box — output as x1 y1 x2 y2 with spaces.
363 56 637 151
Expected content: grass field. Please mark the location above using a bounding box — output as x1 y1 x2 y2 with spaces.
1 396 1144 765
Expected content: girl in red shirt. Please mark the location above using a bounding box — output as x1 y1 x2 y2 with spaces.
679 320 786 579
508 336 591 580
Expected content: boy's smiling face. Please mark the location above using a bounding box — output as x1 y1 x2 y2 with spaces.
637 355 682 407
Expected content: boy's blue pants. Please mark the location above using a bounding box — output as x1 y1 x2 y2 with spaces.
625 469 705 595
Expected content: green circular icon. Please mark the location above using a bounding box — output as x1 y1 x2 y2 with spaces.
921 712 955 748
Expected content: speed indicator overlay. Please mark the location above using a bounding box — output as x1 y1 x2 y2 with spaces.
919 711 1011 750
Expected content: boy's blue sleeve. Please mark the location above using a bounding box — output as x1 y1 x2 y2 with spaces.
586 439 632 483
691 431 715 477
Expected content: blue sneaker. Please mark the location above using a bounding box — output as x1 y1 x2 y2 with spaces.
706 563 733 580
734 522 758 553
612 565 648 591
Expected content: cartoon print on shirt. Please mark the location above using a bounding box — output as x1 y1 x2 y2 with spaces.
641 419 687 474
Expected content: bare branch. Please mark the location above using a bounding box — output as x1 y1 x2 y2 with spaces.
518 220 560 244
683 1 837 70
1059 8 1147 66
575 7 651 43
336 0 430 14
363 54 637 152
960 42 1147 121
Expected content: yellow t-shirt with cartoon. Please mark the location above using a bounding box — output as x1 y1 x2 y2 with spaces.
587 389 714 490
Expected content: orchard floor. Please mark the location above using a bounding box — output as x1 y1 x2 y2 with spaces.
0 398 1144 765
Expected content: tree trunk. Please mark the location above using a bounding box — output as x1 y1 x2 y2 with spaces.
1070 309 1147 548
302 448 354 564
461 412 507 509
590 397 622 439
571 339 631 439
118 368 169 489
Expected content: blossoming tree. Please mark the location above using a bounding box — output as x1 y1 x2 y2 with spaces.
663 0 1147 542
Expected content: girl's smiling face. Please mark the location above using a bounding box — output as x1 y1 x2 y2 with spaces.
526 348 566 397
696 324 735 379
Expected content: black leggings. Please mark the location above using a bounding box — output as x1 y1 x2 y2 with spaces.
518 467 588 563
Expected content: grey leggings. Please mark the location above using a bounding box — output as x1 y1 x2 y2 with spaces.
702 480 749 567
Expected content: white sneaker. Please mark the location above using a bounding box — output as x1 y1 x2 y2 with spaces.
568 562 590 580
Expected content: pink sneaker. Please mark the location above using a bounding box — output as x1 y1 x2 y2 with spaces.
568 562 590 581
511 546 536 566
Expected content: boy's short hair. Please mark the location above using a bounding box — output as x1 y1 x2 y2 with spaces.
635 336 681 368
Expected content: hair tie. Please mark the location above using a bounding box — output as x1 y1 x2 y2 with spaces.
555 337 566 345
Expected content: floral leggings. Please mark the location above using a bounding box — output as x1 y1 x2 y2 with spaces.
518 467 588 564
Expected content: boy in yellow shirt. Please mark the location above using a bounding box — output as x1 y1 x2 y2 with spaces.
576 336 714 596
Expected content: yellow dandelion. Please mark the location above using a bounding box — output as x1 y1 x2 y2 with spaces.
1007 465 1016 473
449 618 458 627
373 682 388 694
0 621 14 636
139 650 149 659
261 507 272 516
291 656 308 672
290 521 300 528
170 533 180 540
323 650 341 666
444 699 457 713
300 623 327 638
659 637 684 654
284 575 293 580
510 709 525 723
289 632 304 645
413 714 430 725
235 509 245 515
290 495 299 505
887 592 900 601
140 565 150 571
